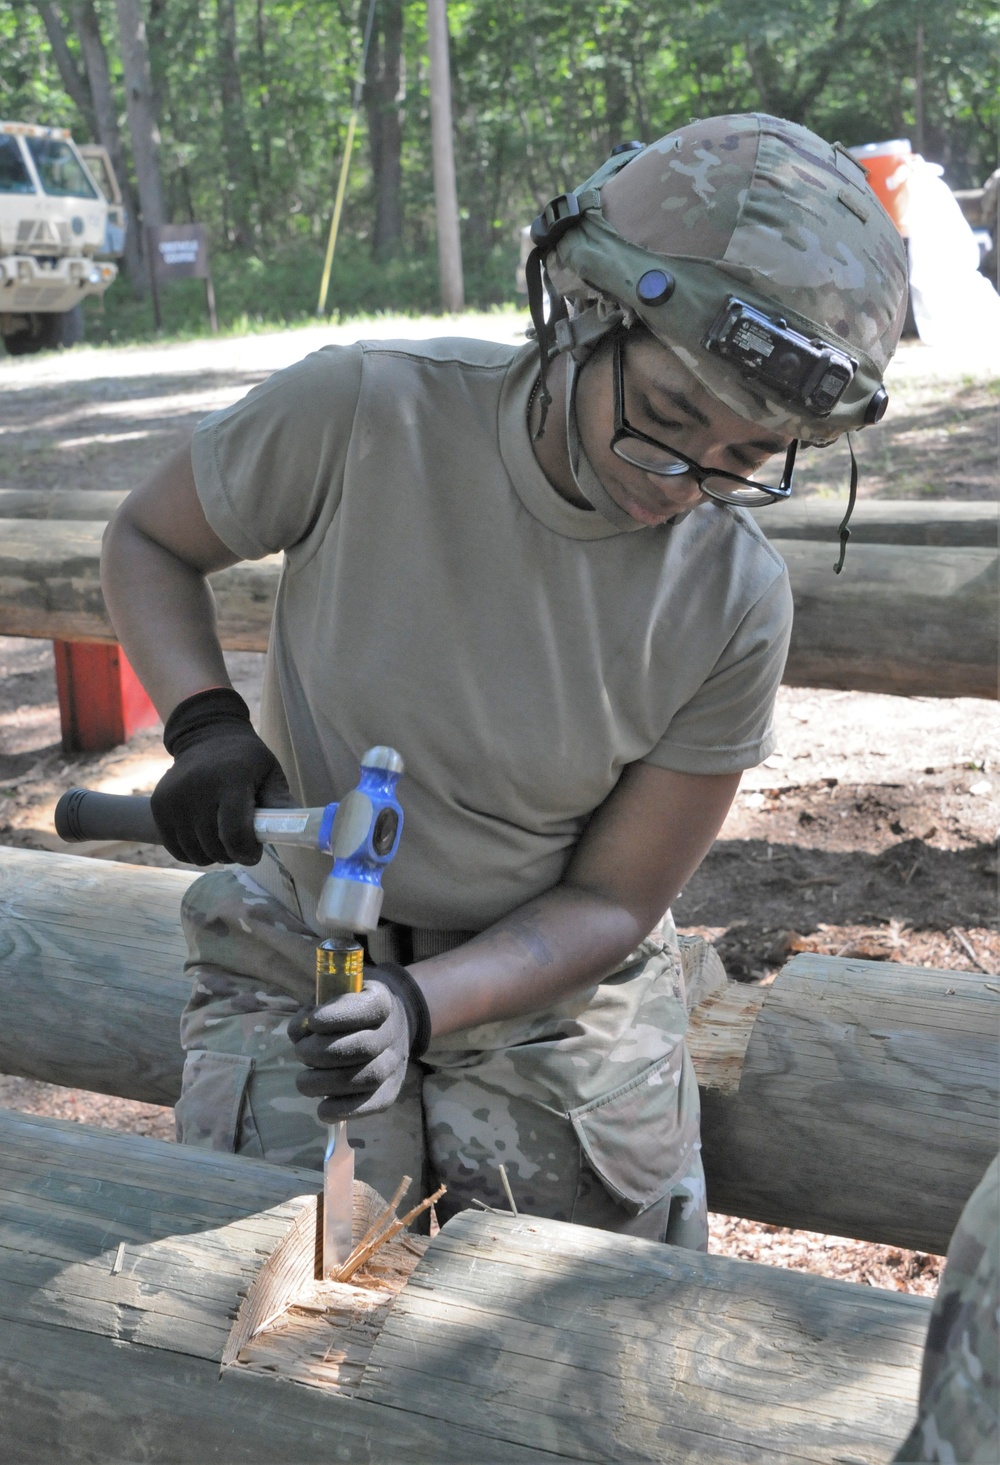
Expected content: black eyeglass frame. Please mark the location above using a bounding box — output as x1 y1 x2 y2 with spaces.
610 331 797 507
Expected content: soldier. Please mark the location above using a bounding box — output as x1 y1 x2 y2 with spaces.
101 112 907 1243
894 1154 999 1463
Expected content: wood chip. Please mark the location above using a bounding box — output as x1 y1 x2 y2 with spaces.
498 1163 518 1215
949 926 995 975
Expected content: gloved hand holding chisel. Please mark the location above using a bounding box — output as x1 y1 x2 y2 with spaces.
288 961 431 1119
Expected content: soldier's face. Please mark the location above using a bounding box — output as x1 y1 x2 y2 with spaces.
576 328 791 526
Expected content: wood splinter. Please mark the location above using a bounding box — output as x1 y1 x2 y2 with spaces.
332 1181 447 1286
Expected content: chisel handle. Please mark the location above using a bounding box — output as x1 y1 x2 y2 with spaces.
316 936 364 1006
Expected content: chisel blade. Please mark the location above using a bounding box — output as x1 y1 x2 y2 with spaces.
322 1119 354 1276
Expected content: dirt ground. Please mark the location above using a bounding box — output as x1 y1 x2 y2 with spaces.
0 319 997 1299
0 317 996 503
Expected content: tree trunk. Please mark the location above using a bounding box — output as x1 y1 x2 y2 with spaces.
426 0 464 312
35 2 97 135
215 0 256 246
364 0 404 262
114 0 166 283
145 0 170 138
0 1107 927 1464
254 0 271 188
603 55 629 153
72 0 145 289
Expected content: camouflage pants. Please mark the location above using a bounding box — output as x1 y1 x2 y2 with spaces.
175 864 707 1248
894 1153 999 1464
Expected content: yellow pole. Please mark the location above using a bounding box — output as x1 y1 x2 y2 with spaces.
316 110 359 317
316 0 378 318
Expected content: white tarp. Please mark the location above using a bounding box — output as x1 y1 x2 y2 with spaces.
904 156 1000 347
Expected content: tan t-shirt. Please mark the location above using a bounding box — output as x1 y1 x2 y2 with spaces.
192 337 792 931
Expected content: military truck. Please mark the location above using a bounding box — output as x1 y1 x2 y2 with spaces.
0 121 124 356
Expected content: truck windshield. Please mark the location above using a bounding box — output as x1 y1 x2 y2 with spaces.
0 135 35 193
25 137 98 199
84 154 112 199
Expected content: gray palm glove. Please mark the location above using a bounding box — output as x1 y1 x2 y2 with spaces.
288 961 431 1120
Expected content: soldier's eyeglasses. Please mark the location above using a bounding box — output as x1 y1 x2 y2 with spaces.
610 333 796 508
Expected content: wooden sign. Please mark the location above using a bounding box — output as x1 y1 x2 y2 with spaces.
146 222 218 332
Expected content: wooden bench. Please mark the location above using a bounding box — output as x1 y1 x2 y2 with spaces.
0 518 279 750
1 842 995 1256
1 500 995 751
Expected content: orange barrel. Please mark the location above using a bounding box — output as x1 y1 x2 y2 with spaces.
848 139 913 235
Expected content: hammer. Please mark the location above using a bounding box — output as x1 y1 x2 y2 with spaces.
55 745 405 1275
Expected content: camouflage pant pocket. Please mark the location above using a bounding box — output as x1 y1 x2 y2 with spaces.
569 1045 701 1216
174 1049 264 1158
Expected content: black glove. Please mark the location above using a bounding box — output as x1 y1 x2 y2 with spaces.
151 686 291 866
288 962 432 1121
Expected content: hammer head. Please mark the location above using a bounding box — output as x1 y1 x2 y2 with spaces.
315 746 404 935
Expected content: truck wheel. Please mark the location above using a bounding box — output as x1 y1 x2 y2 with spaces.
2 323 43 355
1 307 84 356
54 304 85 347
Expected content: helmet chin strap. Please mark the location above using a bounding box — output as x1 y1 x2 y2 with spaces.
563 351 646 533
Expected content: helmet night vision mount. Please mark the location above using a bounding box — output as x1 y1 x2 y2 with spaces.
524 113 908 566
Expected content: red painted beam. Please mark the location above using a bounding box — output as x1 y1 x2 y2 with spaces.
53 641 159 753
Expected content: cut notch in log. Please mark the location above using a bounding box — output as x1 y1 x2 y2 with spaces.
222 1180 430 1371
686 980 768 1094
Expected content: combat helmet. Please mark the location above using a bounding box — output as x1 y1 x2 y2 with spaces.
526 113 909 560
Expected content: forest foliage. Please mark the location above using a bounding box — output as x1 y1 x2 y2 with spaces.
1 0 997 334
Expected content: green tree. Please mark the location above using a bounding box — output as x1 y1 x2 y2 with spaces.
2 0 995 328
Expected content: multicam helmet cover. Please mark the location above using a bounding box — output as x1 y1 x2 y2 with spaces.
530 113 909 445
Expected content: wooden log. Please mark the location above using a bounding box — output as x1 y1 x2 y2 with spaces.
750 497 997 546
699 953 1000 1254
0 1107 928 1464
1 846 996 1253
0 489 127 520
779 539 997 698
1 489 991 545
0 846 192 1105
1 520 994 697
0 520 278 649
